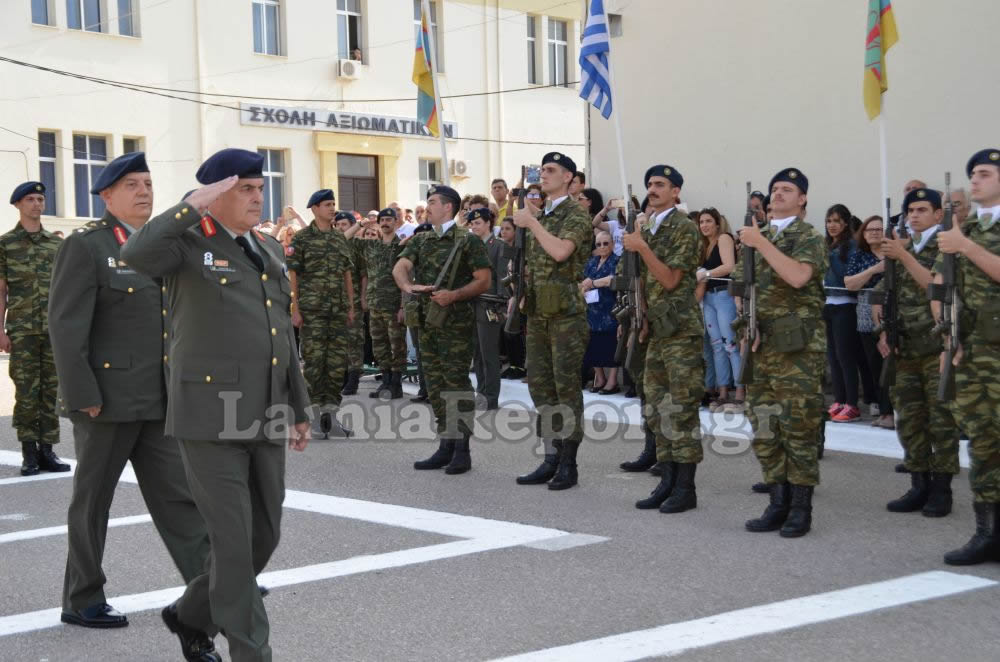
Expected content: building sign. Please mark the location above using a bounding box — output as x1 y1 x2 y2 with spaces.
240 103 457 140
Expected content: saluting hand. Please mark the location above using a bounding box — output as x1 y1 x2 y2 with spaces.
183 175 239 212
289 421 310 451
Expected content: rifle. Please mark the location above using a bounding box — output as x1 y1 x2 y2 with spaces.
728 182 757 384
612 186 642 373
502 167 529 334
930 172 959 400
877 196 906 389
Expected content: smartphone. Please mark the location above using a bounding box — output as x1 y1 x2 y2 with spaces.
611 199 626 210
525 166 541 185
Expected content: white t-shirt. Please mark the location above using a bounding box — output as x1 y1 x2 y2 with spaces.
605 218 625 256
396 222 417 239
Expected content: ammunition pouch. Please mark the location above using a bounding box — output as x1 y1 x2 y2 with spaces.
534 281 580 317
762 314 812 353
403 298 422 329
647 301 681 339
974 300 1000 344
899 311 939 357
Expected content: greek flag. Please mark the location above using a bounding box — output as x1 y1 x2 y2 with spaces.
578 0 613 119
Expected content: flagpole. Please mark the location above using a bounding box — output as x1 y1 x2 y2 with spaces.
599 2 630 210
421 0 450 186
878 100 890 226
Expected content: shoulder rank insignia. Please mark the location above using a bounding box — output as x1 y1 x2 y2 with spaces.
200 215 217 237
204 251 213 266
113 226 128 245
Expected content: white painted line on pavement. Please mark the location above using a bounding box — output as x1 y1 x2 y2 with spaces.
0 514 153 545
0 472 74 486
488 571 998 662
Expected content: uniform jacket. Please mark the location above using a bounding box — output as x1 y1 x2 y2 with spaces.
286 221 354 317
641 209 703 338
0 222 61 337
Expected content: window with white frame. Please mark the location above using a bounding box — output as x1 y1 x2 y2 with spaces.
548 19 568 87
123 137 143 154
337 0 363 61
73 134 108 218
118 0 139 37
38 131 58 217
418 159 441 201
67 0 103 32
526 15 538 85
413 0 442 72
252 0 282 56
259 149 285 222
31 0 52 26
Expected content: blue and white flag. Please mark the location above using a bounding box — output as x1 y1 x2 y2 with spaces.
578 0 613 119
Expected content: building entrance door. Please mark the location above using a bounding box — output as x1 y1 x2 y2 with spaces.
337 154 379 213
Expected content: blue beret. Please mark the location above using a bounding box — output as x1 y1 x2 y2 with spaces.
377 207 397 220
644 164 683 189
769 167 809 195
426 185 461 209
10 181 45 205
334 211 355 224
466 207 494 224
195 148 264 185
542 151 576 175
90 152 149 194
966 148 1000 177
903 187 942 212
307 189 335 208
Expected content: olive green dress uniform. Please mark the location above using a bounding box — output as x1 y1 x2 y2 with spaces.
0 222 62 448
49 214 210 614
362 233 407 373
122 201 310 662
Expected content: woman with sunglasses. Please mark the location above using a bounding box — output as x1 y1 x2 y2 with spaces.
580 230 621 394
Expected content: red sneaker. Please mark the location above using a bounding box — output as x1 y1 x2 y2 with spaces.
827 402 844 416
832 405 861 422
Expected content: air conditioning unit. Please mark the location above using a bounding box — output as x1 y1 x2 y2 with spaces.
337 59 362 81
450 159 469 179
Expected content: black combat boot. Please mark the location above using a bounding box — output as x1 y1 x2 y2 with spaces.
636 462 674 510
661 463 697 513
341 370 361 396
444 435 471 475
620 427 656 472
516 440 561 485
325 410 353 438
369 371 391 398
922 472 954 518
944 502 1000 566
649 461 669 477
779 484 814 538
745 483 790 532
751 482 770 494
413 439 455 470
389 371 404 399
886 472 930 513
311 415 328 441
547 441 579 491
20 442 39 477
37 444 70 472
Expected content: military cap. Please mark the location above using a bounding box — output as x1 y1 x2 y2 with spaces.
769 167 809 194
89 152 150 194
377 207 397 220
903 187 942 212
307 189 335 208
334 211 356 224
426 184 462 211
542 151 576 175
414 222 434 234
9 181 45 205
966 148 1000 177
195 148 264 185
466 207 494 224
644 164 684 189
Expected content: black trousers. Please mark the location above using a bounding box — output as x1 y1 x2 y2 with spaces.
859 332 893 415
824 303 870 407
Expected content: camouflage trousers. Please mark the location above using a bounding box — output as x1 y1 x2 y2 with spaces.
346 296 364 372
421 316 476 436
369 309 406 371
300 313 350 407
951 340 1000 502
643 334 704 464
10 333 59 445
526 313 589 443
746 349 824 486
891 353 960 474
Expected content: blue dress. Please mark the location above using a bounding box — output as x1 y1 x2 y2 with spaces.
582 253 620 368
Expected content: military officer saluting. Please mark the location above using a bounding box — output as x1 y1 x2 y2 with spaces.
288 188 355 438
513 152 593 491
735 168 828 538
623 165 705 514
1 181 69 475
363 207 407 400
49 152 211 634
122 148 311 662
393 185 491 474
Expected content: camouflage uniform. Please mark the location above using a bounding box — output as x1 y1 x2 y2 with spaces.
345 236 366 372
398 223 490 435
363 234 406 371
0 222 62 446
287 221 354 408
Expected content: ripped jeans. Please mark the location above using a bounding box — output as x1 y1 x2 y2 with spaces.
702 289 741 389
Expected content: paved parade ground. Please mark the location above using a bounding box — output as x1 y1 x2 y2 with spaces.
1 359 998 661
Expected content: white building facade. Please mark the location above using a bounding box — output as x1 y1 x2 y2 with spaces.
2 0 585 233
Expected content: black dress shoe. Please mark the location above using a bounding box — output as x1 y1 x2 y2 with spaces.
598 385 620 395
259 585 270 597
61 603 128 628
162 602 221 662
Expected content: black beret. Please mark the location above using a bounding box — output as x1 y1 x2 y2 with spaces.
307 189 335 208
195 148 264 185
334 211 356 224
377 207 397 220
466 207 494 223
903 187 942 212
966 148 1000 177
542 152 576 175
10 181 45 205
644 164 684 189
414 222 434 234
769 168 809 195
426 185 461 210
90 152 150 194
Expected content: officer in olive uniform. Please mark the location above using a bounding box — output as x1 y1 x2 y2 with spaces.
467 207 507 410
394 185 491 475
288 189 355 439
49 153 211 635
624 165 705 514
122 148 311 662
2 181 69 475
335 211 366 395
934 148 1000 565
513 153 593 491
363 207 406 399
734 168 828 538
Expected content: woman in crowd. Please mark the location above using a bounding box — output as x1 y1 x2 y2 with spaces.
580 231 621 393
525 183 546 209
499 217 516 247
276 225 297 257
578 188 604 219
845 215 894 429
